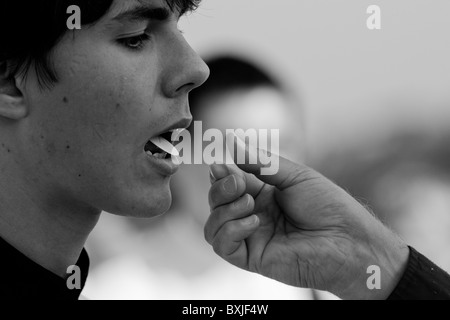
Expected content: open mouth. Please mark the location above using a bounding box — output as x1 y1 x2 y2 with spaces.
144 130 181 160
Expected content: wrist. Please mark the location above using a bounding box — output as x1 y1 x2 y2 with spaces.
364 228 410 300
334 216 410 300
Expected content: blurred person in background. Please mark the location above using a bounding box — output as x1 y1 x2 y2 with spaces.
85 54 322 299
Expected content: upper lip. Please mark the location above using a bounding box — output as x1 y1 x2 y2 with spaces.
152 117 192 140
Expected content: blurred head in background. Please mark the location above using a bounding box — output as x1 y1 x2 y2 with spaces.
170 54 305 225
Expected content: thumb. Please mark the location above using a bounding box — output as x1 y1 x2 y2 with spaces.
226 133 314 191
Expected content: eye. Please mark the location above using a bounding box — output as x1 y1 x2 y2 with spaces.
117 33 151 51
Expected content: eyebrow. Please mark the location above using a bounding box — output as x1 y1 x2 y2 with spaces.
112 5 172 23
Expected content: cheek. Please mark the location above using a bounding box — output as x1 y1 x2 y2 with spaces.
50 36 161 141
48 67 146 144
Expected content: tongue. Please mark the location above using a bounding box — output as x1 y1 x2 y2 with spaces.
149 136 179 156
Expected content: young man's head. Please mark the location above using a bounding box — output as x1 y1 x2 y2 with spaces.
0 0 209 218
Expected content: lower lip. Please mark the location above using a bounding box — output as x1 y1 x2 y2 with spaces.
145 152 180 176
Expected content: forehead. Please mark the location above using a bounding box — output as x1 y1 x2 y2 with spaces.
98 0 176 31
108 0 171 17
112 0 164 11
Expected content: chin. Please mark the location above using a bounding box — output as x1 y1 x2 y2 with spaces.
125 185 173 218
101 176 174 218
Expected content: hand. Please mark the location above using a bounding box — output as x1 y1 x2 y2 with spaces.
204 135 410 299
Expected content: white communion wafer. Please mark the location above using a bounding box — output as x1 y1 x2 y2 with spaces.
150 136 179 157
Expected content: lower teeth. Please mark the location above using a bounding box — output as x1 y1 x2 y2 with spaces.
146 150 168 159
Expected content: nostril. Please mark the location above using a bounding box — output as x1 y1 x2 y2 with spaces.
176 82 195 93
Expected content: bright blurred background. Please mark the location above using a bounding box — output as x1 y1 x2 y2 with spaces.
83 0 450 299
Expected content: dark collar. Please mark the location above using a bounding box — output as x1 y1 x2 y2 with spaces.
0 236 89 300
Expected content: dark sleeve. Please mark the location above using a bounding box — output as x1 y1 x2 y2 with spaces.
388 246 450 300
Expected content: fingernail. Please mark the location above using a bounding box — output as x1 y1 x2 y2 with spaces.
244 194 252 208
210 164 228 180
209 169 216 183
243 214 259 226
237 194 251 209
223 175 237 194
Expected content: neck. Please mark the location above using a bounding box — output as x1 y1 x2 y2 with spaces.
0 176 101 278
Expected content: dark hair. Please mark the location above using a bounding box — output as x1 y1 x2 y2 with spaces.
0 0 200 89
189 55 283 121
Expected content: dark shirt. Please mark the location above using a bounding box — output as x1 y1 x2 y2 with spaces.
388 246 450 300
1 234 449 300
0 236 89 300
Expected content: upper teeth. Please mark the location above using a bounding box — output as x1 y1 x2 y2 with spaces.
149 136 179 156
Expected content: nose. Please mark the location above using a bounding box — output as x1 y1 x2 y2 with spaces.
162 33 210 98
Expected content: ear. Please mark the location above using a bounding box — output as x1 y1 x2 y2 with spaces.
0 61 28 120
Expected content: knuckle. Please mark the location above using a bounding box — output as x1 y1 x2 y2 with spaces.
208 186 222 208
203 223 212 244
279 166 319 190
222 221 237 236
209 207 225 225
211 237 225 256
